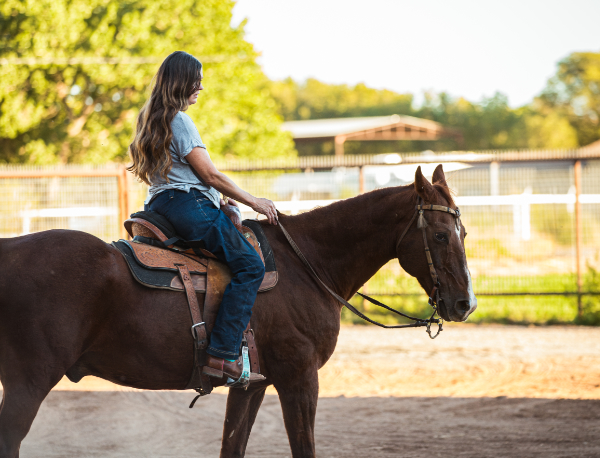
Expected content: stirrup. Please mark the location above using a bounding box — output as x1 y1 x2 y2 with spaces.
226 346 251 389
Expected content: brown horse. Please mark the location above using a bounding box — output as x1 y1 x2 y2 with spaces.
0 165 476 458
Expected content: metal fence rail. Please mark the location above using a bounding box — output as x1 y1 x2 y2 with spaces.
0 165 131 240
1 149 599 323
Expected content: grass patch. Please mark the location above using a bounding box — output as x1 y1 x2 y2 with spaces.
576 264 600 325
353 267 600 325
469 295 578 324
341 294 580 326
473 274 578 294
364 262 592 296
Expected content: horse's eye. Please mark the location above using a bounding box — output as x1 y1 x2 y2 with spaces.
435 232 448 243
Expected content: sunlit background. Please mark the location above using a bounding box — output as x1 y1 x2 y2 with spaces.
233 0 600 107
3 2 600 456
1 0 600 324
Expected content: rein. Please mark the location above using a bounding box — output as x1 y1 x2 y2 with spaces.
278 198 462 340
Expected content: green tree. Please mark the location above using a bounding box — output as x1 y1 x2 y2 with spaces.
418 93 501 148
270 78 414 121
538 51 600 147
0 0 295 164
271 77 583 154
517 108 579 149
415 91 579 151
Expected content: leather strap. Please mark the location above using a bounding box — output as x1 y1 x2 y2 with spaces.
421 220 439 286
395 208 419 252
243 323 260 374
176 264 212 395
417 204 460 216
176 264 205 337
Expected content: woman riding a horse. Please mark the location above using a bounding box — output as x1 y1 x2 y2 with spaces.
128 51 277 384
0 52 477 458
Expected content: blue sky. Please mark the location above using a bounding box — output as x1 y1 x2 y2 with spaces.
232 0 600 107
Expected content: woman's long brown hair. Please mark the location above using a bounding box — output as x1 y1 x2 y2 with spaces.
128 51 202 185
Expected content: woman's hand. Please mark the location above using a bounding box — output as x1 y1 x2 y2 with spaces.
251 197 278 225
226 198 239 208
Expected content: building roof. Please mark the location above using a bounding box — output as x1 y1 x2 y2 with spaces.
582 138 600 152
281 115 444 140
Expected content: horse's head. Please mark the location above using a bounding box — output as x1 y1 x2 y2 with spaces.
396 164 477 322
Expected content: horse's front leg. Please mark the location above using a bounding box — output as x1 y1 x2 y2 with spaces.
220 384 268 458
274 368 319 458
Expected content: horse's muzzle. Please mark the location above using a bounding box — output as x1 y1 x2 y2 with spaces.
452 298 477 322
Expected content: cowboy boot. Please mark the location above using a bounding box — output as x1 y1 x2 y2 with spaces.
202 355 266 382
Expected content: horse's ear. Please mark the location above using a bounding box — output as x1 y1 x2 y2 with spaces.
432 164 447 187
414 166 435 202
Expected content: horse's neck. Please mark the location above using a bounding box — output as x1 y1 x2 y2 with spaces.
284 187 415 301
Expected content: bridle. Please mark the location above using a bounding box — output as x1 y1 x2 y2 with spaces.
392 197 462 337
279 197 462 340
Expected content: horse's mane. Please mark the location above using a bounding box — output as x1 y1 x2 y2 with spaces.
283 186 407 222
282 180 456 223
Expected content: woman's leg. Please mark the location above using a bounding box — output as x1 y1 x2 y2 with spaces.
149 189 265 359
198 211 265 359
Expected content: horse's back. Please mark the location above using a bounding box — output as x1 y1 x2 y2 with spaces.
1 228 116 265
0 230 124 355
1 229 121 301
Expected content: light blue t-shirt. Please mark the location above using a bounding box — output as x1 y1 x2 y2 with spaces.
144 111 221 208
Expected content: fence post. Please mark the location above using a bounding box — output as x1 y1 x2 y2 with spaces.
574 160 583 317
117 165 130 240
359 166 365 194
334 135 346 157
490 161 500 196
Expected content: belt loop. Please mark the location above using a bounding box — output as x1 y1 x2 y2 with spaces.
169 189 174 199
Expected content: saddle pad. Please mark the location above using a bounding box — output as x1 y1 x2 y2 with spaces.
128 240 207 274
112 240 207 292
242 219 276 273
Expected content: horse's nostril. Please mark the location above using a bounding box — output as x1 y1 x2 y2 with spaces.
455 299 470 314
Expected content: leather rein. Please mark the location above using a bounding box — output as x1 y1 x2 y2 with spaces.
278 198 462 340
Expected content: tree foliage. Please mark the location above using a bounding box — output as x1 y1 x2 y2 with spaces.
269 53 600 155
0 0 295 164
538 51 600 147
270 78 414 121
416 92 578 151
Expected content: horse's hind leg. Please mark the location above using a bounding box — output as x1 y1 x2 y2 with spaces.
0 348 64 458
220 385 268 458
0 381 51 458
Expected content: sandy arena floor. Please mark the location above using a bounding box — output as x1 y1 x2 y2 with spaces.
5 325 600 457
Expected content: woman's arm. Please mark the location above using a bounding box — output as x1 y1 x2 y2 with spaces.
185 147 278 225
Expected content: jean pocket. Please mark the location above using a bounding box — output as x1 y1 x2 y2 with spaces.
192 189 209 201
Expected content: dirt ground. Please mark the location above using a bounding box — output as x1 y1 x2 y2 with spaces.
6 325 600 457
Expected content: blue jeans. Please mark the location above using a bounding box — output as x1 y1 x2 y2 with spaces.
146 189 265 360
